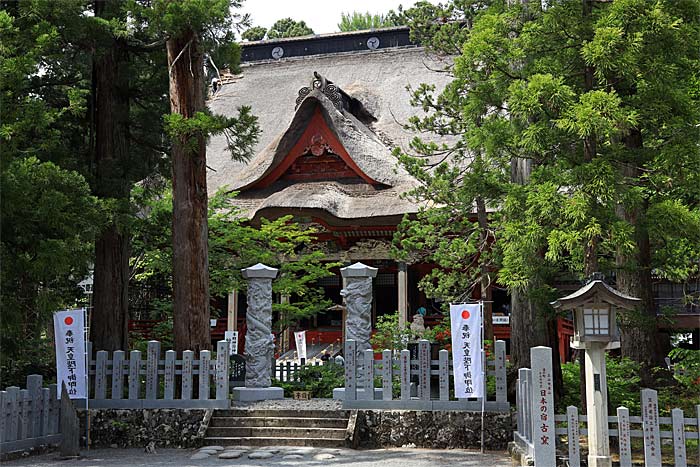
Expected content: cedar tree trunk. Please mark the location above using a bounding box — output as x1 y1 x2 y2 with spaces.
616 129 666 383
90 0 130 351
166 29 211 354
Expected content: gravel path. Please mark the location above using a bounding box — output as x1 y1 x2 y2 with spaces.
3 446 514 467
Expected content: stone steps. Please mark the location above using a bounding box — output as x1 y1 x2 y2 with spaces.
207 426 347 439
204 408 349 448
214 409 349 418
209 416 348 428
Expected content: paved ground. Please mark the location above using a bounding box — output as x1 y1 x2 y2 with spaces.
3 446 515 466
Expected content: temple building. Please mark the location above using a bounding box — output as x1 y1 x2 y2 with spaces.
204 27 519 357
189 27 696 358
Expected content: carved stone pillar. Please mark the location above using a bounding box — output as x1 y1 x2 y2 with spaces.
232 263 284 401
341 262 378 363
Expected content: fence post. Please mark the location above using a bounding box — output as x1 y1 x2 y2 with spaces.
641 388 661 467
215 340 229 401
199 350 211 400
566 405 581 467
7 387 19 442
495 340 507 402
671 408 687 467
0 390 6 443
696 405 700 467
515 375 522 437
128 350 141 399
164 350 176 400
182 350 194 400
362 349 374 401
41 388 50 436
400 349 410 401
418 339 430 400
520 368 532 442
19 390 29 440
617 406 632 467
95 351 108 400
26 374 42 438
344 339 356 401
382 350 392 401
438 349 449 401
530 346 555 467
111 350 125 399
146 341 160 400
48 384 58 434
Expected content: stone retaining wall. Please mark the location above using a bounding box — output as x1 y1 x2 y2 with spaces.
356 410 512 450
78 409 206 449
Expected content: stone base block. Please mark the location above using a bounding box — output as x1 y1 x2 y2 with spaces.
232 387 284 402
332 388 384 400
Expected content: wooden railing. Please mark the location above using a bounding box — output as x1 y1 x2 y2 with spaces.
342 339 509 412
86 340 230 409
0 375 61 454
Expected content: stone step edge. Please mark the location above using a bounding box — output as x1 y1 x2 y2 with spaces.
217 409 349 416
207 427 347 435
210 416 349 422
203 436 346 442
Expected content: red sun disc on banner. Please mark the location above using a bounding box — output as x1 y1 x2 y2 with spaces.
64 316 74 325
461 310 470 320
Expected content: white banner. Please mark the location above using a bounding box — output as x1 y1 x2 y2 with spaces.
53 309 87 399
294 331 307 362
224 330 238 355
450 303 483 398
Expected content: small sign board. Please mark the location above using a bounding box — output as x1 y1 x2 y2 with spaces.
224 331 238 355
493 315 509 325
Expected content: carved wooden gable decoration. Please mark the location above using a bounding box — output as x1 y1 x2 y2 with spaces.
249 107 381 189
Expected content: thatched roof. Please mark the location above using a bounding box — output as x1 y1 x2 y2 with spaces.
206 47 454 220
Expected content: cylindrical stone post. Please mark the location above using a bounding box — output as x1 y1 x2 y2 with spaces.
242 263 278 388
340 262 378 364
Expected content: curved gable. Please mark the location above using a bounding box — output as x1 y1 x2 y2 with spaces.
246 106 382 189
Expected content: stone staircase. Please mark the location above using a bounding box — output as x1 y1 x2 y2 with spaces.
204 409 350 448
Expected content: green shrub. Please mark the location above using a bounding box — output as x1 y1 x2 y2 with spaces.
272 363 345 398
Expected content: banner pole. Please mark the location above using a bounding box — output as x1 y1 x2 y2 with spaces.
480 300 486 454
84 306 90 452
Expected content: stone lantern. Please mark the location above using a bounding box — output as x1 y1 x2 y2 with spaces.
552 274 640 467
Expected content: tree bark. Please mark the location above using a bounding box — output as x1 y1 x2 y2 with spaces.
476 196 494 345
166 28 211 354
616 130 665 383
90 0 130 351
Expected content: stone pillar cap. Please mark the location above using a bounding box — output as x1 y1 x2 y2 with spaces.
241 263 279 279
341 262 378 278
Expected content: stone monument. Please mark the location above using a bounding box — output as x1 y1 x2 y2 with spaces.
340 262 377 363
333 262 378 400
232 263 284 401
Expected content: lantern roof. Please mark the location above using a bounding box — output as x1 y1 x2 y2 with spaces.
551 279 641 311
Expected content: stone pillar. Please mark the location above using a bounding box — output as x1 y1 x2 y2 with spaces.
233 263 283 401
585 342 612 467
341 262 377 363
227 290 238 331
397 261 408 329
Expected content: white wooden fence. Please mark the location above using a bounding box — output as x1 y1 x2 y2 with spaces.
273 360 324 382
86 340 230 409
514 346 700 467
0 375 61 454
342 339 509 411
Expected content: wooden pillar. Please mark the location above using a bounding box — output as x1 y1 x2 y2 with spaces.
398 261 408 328
281 295 290 353
227 290 238 331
